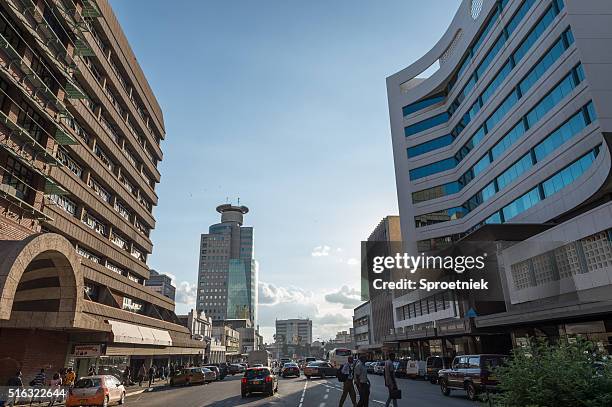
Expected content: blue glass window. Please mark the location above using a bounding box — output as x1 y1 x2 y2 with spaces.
519 38 565 96
411 181 460 203
477 34 506 79
473 154 492 177
486 89 518 132
408 134 454 157
404 112 450 137
415 207 466 227
542 149 598 197
473 8 501 55
482 60 512 104
513 6 556 64
491 121 526 160
586 101 597 123
402 93 446 117
409 157 457 180
526 71 576 128
496 153 533 190
502 187 541 221
482 181 497 202
534 110 587 162
485 212 502 224
506 0 537 36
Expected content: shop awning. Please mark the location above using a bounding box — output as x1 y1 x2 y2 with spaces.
108 320 173 347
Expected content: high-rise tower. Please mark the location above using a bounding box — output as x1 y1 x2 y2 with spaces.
197 204 258 325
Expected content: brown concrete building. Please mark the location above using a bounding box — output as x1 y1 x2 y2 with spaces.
0 0 202 382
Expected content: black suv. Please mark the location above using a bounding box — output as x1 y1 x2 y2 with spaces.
438 354 506 401
425 356 452 384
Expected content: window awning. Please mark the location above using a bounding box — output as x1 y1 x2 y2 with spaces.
108 320 173 347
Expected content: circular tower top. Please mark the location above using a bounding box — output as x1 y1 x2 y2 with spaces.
216 204 249 225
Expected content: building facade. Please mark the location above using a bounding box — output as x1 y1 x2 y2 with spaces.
146 269 176 300
0 0 203 382
359 216 402 355
196 204 258 325
212 323 240 360
387 0 612 358
275 318 313 345
353 301 372 350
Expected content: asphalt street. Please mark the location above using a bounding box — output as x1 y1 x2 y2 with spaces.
125 373 476 406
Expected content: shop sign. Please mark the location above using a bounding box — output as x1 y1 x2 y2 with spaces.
73 344 102 357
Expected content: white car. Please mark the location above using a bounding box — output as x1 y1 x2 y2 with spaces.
373 361 385 375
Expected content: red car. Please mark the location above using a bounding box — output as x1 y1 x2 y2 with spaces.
281 362 300 378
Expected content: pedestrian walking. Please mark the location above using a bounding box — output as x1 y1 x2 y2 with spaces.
47 373 62 406
384 354 400 407
354 356 369 407
338 356 356 406
29 368 46 406
148 365 156 387
64 368 76 388
122 366 131 386
5 371 23 407
138 364 147 387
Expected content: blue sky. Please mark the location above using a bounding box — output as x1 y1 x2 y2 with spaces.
109 0 460 342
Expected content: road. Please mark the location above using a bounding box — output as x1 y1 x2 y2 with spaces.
126 374 476 406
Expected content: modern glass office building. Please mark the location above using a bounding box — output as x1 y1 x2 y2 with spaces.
197 204 258 326
387 0 612 356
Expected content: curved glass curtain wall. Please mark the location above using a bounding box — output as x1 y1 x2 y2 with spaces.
405 0 567 164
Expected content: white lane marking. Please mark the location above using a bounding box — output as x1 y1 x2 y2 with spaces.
372 400 385 405
324 394 329 400
298 380 308 407
318 403 326 407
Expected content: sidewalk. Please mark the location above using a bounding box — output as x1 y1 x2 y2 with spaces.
8 379 170 406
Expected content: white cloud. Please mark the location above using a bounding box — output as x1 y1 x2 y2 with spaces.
314 313 352 326
259 282 313 306
324 285 362 309
175 281 197 307
311 245 331 257
346 258 359 266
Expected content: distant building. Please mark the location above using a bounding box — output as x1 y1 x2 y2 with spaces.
353 301 373 350
221 319 261 354
275 318 313 345
332 330 353 349
212 323 240 360
357 216 401 357
197 204 258 325
145 270 176 300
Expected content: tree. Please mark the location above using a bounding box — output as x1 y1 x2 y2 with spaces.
491 337 612 407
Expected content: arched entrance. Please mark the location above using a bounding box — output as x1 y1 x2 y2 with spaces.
0 233 84 383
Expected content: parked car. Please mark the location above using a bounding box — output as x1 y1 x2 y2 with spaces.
170 367 208 386
228 364 245 375
439 354 507 401
373 361 385 375
241 367 278 397
304 361 336 379
202 367 216 382
281 362 300 378
211 363 228 379
426 356 452 384
204 365 222 381
66 375 125 407
366 361 376 374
